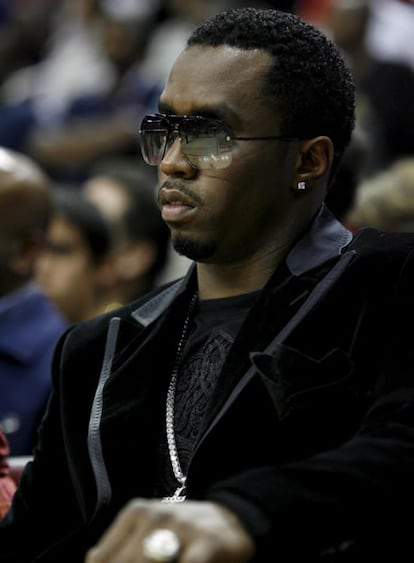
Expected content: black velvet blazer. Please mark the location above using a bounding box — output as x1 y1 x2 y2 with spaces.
2 208 414 562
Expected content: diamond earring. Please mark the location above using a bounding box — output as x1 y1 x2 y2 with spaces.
297 181 306 191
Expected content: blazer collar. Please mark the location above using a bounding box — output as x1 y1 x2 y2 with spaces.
286 204 353 276
130 265 195 327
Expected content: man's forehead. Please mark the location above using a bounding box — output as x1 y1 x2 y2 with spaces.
170 44 271 77
161 45 272 115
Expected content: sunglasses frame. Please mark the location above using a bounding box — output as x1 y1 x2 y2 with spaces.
139 113 297 169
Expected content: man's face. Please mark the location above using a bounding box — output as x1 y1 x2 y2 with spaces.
35 215 101 323
157 45 301 264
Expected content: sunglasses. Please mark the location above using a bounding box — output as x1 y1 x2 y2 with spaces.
139 113 297 170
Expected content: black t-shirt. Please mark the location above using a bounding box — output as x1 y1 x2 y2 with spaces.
155 290 259 498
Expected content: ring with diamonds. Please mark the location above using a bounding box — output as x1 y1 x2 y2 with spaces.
142 528 181 562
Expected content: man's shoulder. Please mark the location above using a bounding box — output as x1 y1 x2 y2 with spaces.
347 227 414 256
343 227 414 290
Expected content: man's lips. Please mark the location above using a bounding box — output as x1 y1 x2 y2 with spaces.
159 188 196 207
159 188 197 222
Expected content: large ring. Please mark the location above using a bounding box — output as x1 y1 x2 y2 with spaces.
143 528 181 562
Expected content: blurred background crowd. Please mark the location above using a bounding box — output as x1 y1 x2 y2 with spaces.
0 0 413 464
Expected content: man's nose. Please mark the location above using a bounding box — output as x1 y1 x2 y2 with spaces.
159 135 196 177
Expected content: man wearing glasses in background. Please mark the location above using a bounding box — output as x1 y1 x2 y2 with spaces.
2 7 414 563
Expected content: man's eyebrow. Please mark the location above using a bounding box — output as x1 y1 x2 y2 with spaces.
197 106 237 122
157 103 236 122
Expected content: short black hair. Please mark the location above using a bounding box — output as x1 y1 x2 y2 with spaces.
53 188 112 265
89 165 170 279
188 8 356 174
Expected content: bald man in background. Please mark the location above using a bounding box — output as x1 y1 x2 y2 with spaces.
0 148 67 455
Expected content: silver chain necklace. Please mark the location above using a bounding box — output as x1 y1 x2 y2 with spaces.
162 293 198 504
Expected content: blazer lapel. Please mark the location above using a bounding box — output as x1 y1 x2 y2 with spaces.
195 249 357 450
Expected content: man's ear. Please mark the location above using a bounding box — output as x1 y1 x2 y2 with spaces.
295 136 334 184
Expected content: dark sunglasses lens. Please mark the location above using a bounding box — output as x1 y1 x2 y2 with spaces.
139 116 169 165
139 115 233 169
182 118 232 169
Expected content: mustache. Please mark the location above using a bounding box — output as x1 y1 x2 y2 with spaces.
158 180 203 207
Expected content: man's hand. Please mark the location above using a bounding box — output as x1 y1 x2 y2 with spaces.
85 499 255 562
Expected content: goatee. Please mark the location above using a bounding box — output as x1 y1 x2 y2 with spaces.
172 237 216 262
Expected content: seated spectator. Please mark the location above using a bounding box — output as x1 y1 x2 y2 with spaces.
326 0 414 175
0 427 16 520
35 187 115 323
0 147 67 455
81 164 173 305
24 2 161 185
0 0 161 185
0 0 55 88
0 0 114 125
365 0 414 71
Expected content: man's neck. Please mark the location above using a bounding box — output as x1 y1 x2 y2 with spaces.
196 256 283 300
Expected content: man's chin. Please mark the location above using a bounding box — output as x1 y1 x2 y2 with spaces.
172 236 216 262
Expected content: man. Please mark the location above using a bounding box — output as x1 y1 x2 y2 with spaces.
1 7 414 562
35 187 115 324
81 166 171 306
0 148 67 455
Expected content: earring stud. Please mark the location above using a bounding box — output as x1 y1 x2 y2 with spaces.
297 181 306 191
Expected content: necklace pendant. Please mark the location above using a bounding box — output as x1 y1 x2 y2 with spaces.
161 484 187 504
